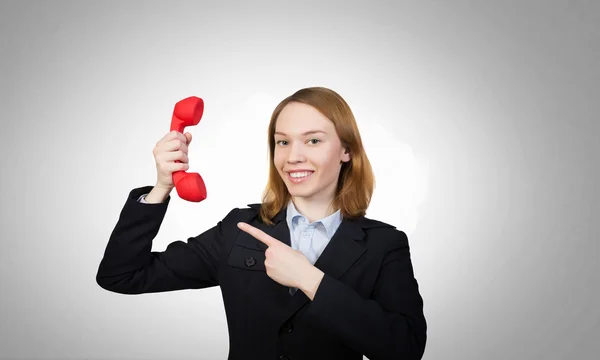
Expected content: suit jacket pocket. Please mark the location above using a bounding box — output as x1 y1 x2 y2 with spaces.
227 243 266 272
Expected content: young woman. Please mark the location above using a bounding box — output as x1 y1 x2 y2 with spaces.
97 87 427 360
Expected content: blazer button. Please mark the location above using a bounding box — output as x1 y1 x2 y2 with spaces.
278 356 290 360
245 256 256 267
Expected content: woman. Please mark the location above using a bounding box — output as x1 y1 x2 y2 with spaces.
97 87 427 360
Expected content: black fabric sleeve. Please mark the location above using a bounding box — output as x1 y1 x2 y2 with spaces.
96 185 238 295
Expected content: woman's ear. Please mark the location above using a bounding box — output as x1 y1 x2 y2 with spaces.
341 148 351 163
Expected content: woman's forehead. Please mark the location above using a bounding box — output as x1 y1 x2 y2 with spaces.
276 117 333 135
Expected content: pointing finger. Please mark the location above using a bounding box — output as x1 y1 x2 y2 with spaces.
237 222 276 247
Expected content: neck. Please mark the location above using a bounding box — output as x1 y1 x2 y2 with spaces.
291 196 337 223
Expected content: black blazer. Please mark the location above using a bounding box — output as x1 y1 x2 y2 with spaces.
97 186 427 360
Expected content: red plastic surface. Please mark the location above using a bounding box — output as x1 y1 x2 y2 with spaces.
169 96 207 202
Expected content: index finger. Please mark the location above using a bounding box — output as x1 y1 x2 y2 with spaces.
163 130 186 143
157 130 186 146
237 222 275 247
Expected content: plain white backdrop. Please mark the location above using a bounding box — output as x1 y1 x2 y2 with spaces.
1 1 598 359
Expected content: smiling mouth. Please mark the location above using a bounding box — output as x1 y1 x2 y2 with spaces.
286 171 314 184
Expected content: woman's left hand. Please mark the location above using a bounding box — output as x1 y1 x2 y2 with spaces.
237 222 323 292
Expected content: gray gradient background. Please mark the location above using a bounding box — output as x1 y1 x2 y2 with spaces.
0 0 598 359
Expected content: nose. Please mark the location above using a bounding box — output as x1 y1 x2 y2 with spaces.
286 142 306 163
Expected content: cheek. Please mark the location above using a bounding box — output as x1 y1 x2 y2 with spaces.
314 155 339 177
273 152 284 165
315 150 337 167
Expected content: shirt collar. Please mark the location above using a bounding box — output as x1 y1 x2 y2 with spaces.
285 199 342 238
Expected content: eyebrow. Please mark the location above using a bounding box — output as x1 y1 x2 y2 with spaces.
274 130 327 136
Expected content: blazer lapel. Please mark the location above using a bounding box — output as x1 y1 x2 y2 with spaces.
281 217 368 327
245 203 370 328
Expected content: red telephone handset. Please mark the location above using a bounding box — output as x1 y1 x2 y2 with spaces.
169 96 207 202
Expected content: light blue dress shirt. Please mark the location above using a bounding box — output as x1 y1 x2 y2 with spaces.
137 194 343 295
284 199 343 295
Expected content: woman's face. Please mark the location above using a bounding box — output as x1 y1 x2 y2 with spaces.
273 102 351 205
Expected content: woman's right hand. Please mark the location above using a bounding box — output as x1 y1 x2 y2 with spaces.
152 130 192 190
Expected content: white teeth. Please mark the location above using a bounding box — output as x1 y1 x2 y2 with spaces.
289 171 313 178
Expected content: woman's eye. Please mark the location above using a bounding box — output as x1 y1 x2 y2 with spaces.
275 139 320 146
